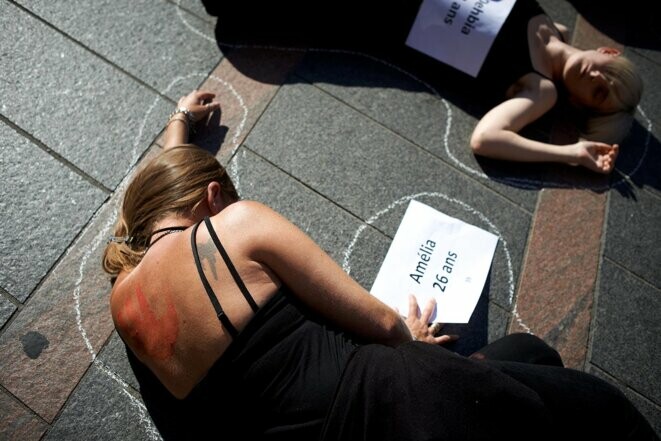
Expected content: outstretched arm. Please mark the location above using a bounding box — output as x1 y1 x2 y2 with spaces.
227 201 412 346
470 75 618 173
219 201 453 346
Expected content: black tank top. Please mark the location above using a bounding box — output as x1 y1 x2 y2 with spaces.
477 0 559 95
127 216 357 440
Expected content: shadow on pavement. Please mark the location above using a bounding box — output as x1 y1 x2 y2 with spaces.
566 0 661 52
199 0 660 197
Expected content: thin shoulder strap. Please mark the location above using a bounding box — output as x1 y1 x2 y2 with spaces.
203 217 259 312
191 220 238 338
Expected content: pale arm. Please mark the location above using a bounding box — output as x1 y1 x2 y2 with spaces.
470 76 618 173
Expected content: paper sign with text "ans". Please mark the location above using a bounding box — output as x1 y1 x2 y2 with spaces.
406 0 517 77
370 200 498 323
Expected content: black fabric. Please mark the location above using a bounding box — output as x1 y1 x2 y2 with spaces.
203 216 259 312
130 287 358 440
190 220 238 338
320 338 658 441
477 0 555 95
470 331 564 366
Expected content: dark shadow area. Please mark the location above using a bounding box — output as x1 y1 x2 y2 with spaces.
442 273 491 356
611 118 661 199
191 106 227 155
566 0 661 52
203 0 492 108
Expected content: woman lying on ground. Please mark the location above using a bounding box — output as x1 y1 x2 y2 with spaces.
102 91 655 440
467 0 643 174
202 0 643 174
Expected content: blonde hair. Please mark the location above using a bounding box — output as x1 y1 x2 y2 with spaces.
102 145 238 277
581 55 643 143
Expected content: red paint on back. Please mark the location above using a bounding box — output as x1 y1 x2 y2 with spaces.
118 285 179 360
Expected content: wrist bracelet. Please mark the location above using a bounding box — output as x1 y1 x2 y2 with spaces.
168 107 195 134
169 107 193 123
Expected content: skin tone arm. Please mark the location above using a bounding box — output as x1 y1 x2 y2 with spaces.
216 200 453 346
470 75 618 173
162 90 221 150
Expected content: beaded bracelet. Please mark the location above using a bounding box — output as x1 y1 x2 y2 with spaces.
169 107 193 123
168 107 195 133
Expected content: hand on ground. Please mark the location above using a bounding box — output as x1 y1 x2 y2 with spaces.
177 90 221 123
573 141 619 174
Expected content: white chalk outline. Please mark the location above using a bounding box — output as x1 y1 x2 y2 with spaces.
72 68 248 439
339 191 530 333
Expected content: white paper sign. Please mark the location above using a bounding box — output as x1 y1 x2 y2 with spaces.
405 0 517 77
370 200 498 323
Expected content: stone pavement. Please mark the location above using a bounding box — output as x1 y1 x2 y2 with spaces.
0 0 659 439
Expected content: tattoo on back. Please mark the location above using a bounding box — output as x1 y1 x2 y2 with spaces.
197 236 219 281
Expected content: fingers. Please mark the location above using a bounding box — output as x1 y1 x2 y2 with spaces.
420 297 436 324
178 90 218 108
428 322 443 336
611 144 619 160
408 294 419 319
581 141 619 174
434 334 459 345
194 91 217 103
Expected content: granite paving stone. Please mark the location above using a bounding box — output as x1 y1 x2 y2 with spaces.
231 148 375 266
624 48 661 130
0 147 160 422
245 82 531 312
572 15 624 51
591 260 660 403
1 2 171 188
295 52 540 212
487 303 511 344
510 188 606 369
97 332 140 392
605 189 661 288
609 48 661 201
15 0 221 101
0 121 107 302
0 388 47 441
44 365 155 441
611 110 661 199
622 393 661 439
537 0 577 35
588 365 661 438
0 294 17 329
174 0 216 24
176 48 303 164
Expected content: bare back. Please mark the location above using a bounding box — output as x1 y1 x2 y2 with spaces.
110 203 281 398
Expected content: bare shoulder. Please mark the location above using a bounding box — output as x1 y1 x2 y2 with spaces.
210 200 286 236
215 200 276 222
508 74 557 105
109 270 133 327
